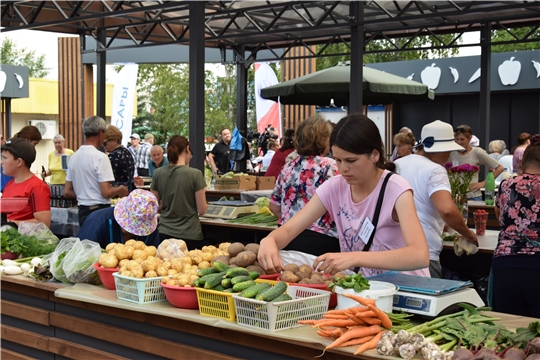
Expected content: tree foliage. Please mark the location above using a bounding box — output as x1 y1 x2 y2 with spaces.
491 26 540 53
0 37 50 78
316 34 461 70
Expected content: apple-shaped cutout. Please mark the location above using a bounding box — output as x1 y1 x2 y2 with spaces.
0 71 6 92
498 57 521 86
14 73 24 89
421 63 441 90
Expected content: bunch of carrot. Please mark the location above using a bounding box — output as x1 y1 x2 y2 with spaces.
298 294 392 356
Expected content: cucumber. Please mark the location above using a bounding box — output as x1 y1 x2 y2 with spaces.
240 282 270 298
221 278 233 288
226 267 250 278
203 271 226 289
223 288 235 293
213 261 230 272
232 280 256 292
197 273 215 286
197 267 219 277
270 293 292 302
258 281 288 301
213 284 225 292
231 275 252 285
248 271 260 280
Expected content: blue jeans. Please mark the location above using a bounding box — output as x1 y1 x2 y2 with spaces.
468 196 483 201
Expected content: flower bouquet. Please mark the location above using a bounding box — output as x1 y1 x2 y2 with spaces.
443 163 480 234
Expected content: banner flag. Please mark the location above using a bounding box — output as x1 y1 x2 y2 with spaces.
254 63 281 138
111 64 139 146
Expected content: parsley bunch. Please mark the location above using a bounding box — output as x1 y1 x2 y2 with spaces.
1 228 57 258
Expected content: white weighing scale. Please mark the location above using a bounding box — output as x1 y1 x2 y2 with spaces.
204 201 259 220
368 273 485 317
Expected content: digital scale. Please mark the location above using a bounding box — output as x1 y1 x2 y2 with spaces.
368 273 485 317
204 201 259 220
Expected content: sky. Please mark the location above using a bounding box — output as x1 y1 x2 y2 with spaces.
1 29 481 81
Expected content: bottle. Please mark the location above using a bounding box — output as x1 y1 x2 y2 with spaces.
485 168 495 206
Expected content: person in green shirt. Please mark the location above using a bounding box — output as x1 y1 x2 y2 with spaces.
150 135 209 250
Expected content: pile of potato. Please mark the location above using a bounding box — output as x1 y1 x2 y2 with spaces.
212 242 276 276
280 263 333 285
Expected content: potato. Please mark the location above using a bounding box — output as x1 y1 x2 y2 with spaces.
144 245 157 257
131 267 144 278
227 242 245 257
168 269 178 276
295 271 311 281
246 265 266 275
310 274 326 284
133 241 146 250
125 239 136 247
145 270 158 278
298 264 313 275
229 256 237 266
99 253 119 268
211 255 230 266
161 276 170 284
114 244 130 260
125 246 134 259
132 249 148 261
201 252 213 262
235 251 256 267
283 263 299 273
156 266 168 276
281 271 299 283
141 259 156 272
198 261 211 269
105 243 116 252
218 242 231 253
298 278 311 284
127 260 139 271
244 243 260 257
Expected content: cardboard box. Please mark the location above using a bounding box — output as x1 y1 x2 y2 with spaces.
214 175 257 191
256 176 276 190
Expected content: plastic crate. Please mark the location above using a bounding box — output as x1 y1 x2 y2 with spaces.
232 285 330 332
195 287 236 321
113 272 166 304
195 279 277 321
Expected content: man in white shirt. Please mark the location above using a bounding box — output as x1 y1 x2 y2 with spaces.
129 133 151 176
64 116 129 226
395 120 478 278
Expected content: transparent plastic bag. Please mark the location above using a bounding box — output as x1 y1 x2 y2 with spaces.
62 240 102 284
156 238 187 262
18 221 59 245
50 237 79 283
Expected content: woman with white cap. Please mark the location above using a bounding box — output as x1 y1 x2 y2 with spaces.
395 120 479 278
259 114 430 277
77 189 160 248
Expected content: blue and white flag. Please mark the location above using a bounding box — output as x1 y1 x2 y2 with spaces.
111 64 139 146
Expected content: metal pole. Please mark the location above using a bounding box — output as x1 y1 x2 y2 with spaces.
189 1 205 172
479 22 492 153
349 1 365 114
96 29 106 119
236 45 247 173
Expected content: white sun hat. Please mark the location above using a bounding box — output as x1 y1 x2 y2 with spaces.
417 120 465 153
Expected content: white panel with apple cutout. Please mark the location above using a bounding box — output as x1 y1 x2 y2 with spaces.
498 57 521 86
420 63 441 89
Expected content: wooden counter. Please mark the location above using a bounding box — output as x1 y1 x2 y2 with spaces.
1 276 535 360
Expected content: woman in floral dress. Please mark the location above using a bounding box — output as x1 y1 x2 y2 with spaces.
103 125 135 192
493 134 540 317
269 115 340 256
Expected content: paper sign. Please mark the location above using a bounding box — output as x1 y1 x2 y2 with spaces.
359 217 375 245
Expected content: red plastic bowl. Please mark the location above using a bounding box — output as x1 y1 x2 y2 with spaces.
278 276 337 308
259 273 280 280
161 283 199 309
1 198 29 214
93 262 119 290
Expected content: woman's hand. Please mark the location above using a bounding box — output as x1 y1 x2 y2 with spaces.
313 252 355 275
469 181 484 192
257 237 284 274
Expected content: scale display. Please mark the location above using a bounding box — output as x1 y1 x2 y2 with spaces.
204 201 259 220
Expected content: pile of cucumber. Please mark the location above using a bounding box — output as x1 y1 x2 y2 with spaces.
195 261 292 302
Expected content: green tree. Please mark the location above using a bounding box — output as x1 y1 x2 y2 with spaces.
491 26 540 53
316 34 461 70
0 37 49 77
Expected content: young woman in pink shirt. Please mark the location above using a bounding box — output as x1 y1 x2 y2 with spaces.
258 114 430 277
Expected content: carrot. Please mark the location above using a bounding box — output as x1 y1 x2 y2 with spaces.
317 330 334 337
355 310 377 318
348 315 367 325
353 331 383 355
298 319 319 325
324 309 352 315
323 314 349 320
350 306 371 313
324 324 381 350
312 319 358 328
342 293 376 306
367 304 393 329
339 334 376 348
361 317 382 326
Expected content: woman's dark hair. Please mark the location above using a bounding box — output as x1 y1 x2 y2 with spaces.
167 135 190 164
522 134 540 173
13 125 42 142
454 125 473 138
517 132 531 145
331 113 395 172
279 128 295 152
294 115 332 156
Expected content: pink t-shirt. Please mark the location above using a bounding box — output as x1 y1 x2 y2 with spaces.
316 170 430 277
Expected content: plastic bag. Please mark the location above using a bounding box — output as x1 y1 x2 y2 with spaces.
278 250 355 275
50 237 79 283
62 240 102 284
156 239 187 262
18 222 59 245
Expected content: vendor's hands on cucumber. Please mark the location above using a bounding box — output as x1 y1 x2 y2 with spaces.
258 237 284 274
313 252 356 275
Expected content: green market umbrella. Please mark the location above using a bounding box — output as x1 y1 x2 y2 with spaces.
260 62 435 106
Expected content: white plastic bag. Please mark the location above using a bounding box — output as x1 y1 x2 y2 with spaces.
156 239 187 262
18 221 59 245
50 237 79 283
62 240 102 284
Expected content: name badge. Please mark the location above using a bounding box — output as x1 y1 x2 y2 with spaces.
359 217 375 245
452 161 459 167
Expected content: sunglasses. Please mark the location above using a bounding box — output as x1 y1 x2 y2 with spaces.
454 127 467 134
103 139 112 146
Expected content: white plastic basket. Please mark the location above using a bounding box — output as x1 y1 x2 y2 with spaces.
113 272 166 304
232 285 330 332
